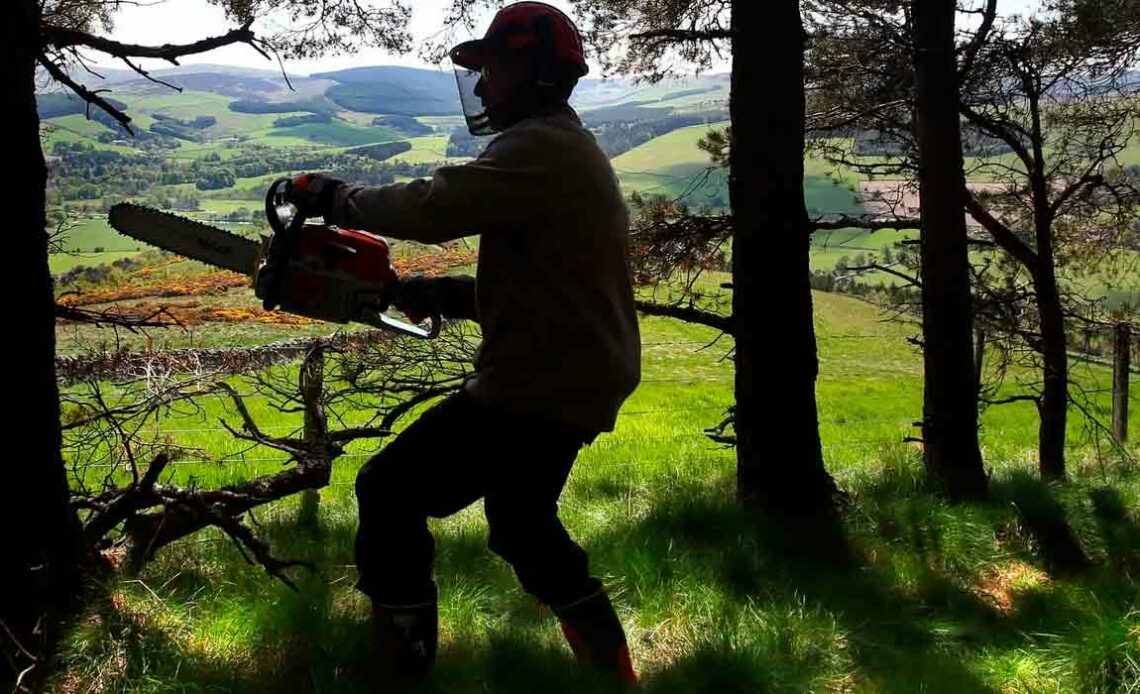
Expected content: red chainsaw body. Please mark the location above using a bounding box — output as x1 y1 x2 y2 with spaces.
262 222 400 325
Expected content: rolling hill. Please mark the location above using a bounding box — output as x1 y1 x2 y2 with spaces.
314 66 462 115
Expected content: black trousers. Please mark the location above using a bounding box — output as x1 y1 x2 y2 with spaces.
354 390 602 609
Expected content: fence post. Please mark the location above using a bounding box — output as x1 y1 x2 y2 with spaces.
298 344 326 528
974 327 986 396
1113 323 1131 444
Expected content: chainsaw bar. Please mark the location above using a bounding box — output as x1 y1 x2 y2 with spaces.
108 203 262 275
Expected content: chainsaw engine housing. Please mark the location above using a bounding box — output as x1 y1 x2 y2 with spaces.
255 222 399 325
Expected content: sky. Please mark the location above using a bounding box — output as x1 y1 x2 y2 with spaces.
98 0 579 76
97 0 1042 78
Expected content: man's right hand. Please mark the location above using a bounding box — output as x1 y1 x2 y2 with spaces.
393 275 478 323
393 276 440 324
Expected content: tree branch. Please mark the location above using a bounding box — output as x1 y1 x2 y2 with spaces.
635 300 733 335
630 28 734 43
328 426 392 443
960 103 1035 172
43 22 256 63
983 394 1042 408
959 0 998 79
964 191 1039 273
37 53 133 133
845 263 922 287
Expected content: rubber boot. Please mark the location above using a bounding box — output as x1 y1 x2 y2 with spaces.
371 601 437 689
555 591 639 687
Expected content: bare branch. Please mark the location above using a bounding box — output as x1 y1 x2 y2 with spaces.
37 52 132 133
959 0 998 79
118 55 182 92
635 300 733 335
983 394 1042 407
964 191 1039 273
630 28 734 42
844 263 922 287
43 21 257 63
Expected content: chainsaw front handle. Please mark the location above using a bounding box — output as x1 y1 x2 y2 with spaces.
362 309 443 339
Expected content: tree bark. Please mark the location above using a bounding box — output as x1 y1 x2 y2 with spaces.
911 0 988 499
298 346 326 528
6 0 86 686
730 0 836 510
1027 84 1068 480
1035 257 1068 479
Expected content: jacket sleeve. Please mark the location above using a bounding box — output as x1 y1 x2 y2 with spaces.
326 129 544 244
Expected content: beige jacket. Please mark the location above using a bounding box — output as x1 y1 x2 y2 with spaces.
328 105 641 432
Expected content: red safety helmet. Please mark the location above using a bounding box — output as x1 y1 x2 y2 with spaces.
450 2 589 136
451 2 589 79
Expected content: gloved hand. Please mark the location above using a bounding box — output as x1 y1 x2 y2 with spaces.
285 173 344 218
393 275 479 324
392 275 440 324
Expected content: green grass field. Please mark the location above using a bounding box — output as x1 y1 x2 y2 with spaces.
51 282 1139 692
391 135 469 165
611 124 866 216
50 250 139 273
54 218 146 256
263 120 401 147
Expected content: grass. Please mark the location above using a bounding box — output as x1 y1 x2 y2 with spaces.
50 250 139 274
611 127 868 215
55 218 147 255
52 279 1140 692
41 119 138 156
263 120 401 147
124 90 285 137
391 135 468 165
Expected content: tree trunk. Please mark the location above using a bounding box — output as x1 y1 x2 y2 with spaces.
298 346 326 528
910 0 988 499
1026 75 1067 481
730 0 836 511
6 0 86 686
1035 265 1068 479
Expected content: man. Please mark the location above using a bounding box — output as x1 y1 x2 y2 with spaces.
286 2 641 686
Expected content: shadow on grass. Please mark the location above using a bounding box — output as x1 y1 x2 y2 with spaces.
56 462 1138 693
989 472 1092 575
584 480 998 693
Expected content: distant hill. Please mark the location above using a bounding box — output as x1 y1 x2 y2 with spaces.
98 63 306 85
313 66 462 116
37 92 128 119
39 62 731 118
36 64 325 101
115 72 286 98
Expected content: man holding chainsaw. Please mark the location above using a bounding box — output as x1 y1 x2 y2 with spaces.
286 2 641 687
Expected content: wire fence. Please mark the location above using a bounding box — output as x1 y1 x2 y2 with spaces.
61 315 1135 490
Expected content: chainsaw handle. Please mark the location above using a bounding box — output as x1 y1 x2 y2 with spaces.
361 309 443 339
265 177 295 237
260 178 307 310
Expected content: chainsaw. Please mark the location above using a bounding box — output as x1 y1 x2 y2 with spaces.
107 178 440 338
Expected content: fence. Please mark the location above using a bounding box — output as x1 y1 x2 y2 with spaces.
1113 323 1132 444
59 317 1136 522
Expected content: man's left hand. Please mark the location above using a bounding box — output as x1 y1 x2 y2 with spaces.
286 173 344 217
